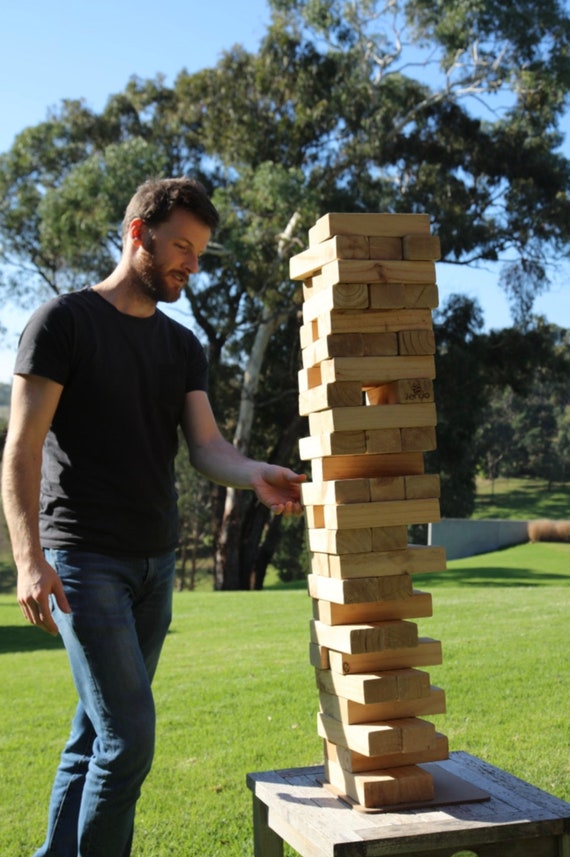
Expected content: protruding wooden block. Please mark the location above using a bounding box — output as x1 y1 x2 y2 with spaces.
318 686 445 725
307 573 413 605
301 479 372 506
312 591 433 625
325 733 449 773
402 233 441 261
311 308 434 337
310 618 418 655
302 283 369 323
308 403 437 434
302 332 399 367
311 452 425 481
317 712 436 757
323 546 446 579
322 498 441 530
319 355 436 385
299 431 367 459
316 666 431 705
290 234 370 280
318 260 436 290
327 637 443 674
307 527 373 555
299 381 362 416
308 213 430 246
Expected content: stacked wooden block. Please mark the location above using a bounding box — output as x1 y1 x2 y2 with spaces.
290 212 448 810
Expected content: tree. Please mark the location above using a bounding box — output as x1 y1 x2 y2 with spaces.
2 0 570 585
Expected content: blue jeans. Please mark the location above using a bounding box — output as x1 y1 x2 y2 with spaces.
34 549 176 857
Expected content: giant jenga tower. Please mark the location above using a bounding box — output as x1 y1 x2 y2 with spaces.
290 212 448 810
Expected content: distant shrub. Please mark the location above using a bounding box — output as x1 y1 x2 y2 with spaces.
528 520 570 542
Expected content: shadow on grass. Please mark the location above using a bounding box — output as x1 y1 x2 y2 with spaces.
0 625 65 654
475 483 570 520
416 565 568 588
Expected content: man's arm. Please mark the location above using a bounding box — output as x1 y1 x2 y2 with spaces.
2 374 71 635
181 390 305 515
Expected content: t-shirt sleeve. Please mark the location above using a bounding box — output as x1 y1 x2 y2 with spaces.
184 330 209 393
14 298 75 385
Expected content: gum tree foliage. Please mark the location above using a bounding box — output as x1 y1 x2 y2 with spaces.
1 0 570 586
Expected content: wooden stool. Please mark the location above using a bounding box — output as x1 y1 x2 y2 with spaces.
247 751 570 856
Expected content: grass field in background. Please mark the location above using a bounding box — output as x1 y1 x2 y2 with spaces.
473 476 570 520
1 539 570 856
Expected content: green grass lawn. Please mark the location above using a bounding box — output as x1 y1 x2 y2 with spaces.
1 540 569 856
473 475 570 520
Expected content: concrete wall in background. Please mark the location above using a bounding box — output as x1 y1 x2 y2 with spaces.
428 519 530 561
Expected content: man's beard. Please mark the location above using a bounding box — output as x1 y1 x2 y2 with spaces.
135 235 186 304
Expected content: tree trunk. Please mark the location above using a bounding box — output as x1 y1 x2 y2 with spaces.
212 213 301 590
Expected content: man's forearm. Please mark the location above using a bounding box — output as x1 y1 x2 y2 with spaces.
1 441 44 566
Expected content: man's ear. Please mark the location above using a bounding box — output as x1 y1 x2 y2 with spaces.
128 217 145 246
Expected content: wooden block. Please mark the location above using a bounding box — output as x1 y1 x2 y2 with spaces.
290 234 370 280
328 638 443 674
302 332 399 368
308 403 437 434
313 308 434 336
323 498 441 530
404 474 440 500
308 213 430 245
307 528 373 555
299 431 367 460
302 283 369 323
308 573 413 605
369 283 439 309
402 233 441 261
301 479 371 506
401 426 437 452
398 329 436 355
319 260 436 290
299 318 319 349
368 236 403 259
311 452 425 481
365 379 434 405
316 667 431 705
299 382 362 416
371 525 409 551
324 758 435 807
319 355 436 385
320 668 432 706
318 686 446 725
305 505 325 529
364 429 403 454
325 734 449 773
310 618 418 654
324 546 446 579
309 642 330 669
298 364 322 393
313 591 433 625
317 712 436 757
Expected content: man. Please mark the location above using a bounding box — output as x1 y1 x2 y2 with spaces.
1 177 305 857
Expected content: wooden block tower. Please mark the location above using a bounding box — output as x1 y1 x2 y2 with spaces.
290 212 448 810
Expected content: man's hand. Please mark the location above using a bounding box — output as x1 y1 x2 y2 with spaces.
17 557 72 637
251 465 306 516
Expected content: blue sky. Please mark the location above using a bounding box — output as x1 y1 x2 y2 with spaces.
1 0 570 382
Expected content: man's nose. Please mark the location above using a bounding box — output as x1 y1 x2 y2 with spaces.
183 254 199 274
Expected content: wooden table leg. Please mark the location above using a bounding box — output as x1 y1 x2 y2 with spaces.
252 793 284 857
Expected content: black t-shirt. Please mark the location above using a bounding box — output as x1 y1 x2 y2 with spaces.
15 288 209 557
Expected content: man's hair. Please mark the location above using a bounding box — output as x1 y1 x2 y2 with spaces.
122 177 220 243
